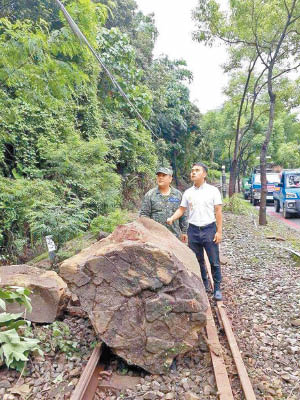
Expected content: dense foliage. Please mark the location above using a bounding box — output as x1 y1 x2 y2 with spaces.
0 0 203 262
1 0 299 258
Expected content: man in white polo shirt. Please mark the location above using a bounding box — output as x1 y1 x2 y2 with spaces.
167 162 223 301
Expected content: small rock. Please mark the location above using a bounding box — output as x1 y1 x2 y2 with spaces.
69 367 81 377
185 393 200 400
291 319 300 327
151 380 160 391
56 364 64 373
34 378 44 386
165 393 175 399
0 380 11 388
66 306 86 317
4 395 15 400
159 384 169 393
143 391 156 400
257 383 266 392
288 346 299 354
281 373 292 382
204 385 213 395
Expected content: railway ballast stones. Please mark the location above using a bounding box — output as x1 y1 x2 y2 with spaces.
0 265 70 323
60 217 208 374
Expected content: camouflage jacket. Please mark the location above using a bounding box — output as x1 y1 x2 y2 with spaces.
139 186 188 238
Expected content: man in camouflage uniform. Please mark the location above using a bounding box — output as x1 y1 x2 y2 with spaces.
139 167 188 242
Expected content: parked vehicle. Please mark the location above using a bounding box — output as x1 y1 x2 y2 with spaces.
273 169 300 218
250 171 281 206
242 177 251 200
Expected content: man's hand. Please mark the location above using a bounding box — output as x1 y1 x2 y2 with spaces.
166 207 186 226
181 234 188 243
166 217 173 225
213 231 222 244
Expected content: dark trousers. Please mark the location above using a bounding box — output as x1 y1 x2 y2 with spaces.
187 222 222 289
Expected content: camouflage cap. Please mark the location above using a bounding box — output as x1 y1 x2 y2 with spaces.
156 167 173 176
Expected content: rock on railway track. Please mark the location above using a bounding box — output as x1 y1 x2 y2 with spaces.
70 252 257 400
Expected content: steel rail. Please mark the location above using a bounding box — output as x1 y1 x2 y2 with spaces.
206 300 235 399
71 343 103 400
205 251 257 400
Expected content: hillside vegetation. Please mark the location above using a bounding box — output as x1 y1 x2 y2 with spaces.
1 0 300 262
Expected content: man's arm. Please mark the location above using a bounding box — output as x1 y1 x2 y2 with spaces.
139 193 152 218
167 206 187 225
179 213 188 243
179 211 188 238
213 204 222 244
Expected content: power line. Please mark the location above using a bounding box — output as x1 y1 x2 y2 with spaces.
53 0 159 140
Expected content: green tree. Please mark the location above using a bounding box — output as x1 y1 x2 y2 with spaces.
193 0 300 224
146 57 202 183
0 0 203 261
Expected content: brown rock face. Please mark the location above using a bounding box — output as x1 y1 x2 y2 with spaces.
0 265 69 323
60 218 208 374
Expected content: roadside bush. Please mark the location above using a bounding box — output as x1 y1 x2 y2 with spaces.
0 178 88 259
207 168 222 182
27 198 90 249
0 178 59 260
223 194 252 215
90 208 129 233
0 133 122 259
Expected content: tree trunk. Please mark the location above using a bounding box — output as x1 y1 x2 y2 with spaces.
259 84 276 225
229 159 238 197
171 149 178 186
229 58 258 197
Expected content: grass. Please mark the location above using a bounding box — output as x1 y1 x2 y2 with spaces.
223 194 256 215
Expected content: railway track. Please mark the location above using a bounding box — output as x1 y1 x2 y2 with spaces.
70 252 257 400
205 252 256 400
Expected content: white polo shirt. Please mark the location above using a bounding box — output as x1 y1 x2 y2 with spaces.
180 182 222 227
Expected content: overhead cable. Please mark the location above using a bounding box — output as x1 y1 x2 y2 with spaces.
53 0 158 140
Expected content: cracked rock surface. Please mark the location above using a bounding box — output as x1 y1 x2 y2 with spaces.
60 217 208 374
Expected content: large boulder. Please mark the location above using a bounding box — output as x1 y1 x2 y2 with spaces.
0 265 70 323
60 217 208 374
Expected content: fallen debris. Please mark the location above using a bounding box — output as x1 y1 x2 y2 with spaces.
266 236 286 241
0 264 70 323
60 217 208 374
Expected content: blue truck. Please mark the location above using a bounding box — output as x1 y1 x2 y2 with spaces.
273 169 300 218
250 170 281 206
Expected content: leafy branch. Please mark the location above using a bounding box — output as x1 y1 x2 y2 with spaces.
0 286 43 371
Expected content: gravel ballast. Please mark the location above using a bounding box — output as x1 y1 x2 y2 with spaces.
1 210 300 399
